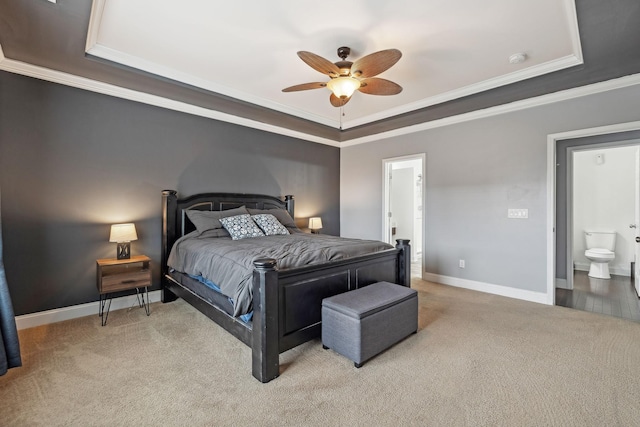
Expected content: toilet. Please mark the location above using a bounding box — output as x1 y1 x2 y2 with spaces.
584 230 616 279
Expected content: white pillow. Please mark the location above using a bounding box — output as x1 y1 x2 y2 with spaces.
219 214 265 240
252 214 290 236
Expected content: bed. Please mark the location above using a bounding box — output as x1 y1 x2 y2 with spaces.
161 190 411 382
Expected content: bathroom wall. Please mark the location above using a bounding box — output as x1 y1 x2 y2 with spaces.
572 145 638 276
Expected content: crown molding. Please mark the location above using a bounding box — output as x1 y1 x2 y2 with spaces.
2 41 638 149
342 54 583 130
0 43 339 147
340 73 640 147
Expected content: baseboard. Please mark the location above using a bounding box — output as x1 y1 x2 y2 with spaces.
423 273 549 305
574 262 631 277
15 290 162 330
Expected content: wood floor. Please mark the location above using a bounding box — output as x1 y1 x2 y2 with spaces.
556 270 640 322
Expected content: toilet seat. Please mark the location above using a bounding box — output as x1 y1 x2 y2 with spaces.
585 248 615 260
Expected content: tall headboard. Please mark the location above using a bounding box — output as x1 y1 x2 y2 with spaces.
161 190 295 276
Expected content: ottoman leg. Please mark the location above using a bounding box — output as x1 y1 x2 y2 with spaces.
323 344 329 350
354 362 363 368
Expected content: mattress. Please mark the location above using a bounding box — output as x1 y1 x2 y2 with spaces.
167 231 393 316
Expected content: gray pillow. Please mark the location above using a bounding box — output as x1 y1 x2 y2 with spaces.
252 213 290 236
198 228 231 238
219 214 265 240
247 208 297 229
185 206 249 234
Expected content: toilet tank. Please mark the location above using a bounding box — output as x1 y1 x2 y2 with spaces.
584 230 616 251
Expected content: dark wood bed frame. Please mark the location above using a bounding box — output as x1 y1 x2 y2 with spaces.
161 190 410 383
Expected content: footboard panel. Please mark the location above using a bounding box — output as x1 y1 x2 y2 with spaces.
275 248 405 353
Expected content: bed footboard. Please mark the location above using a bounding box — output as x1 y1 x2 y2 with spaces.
251 239 410 383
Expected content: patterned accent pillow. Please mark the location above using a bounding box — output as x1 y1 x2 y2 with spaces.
219 214 265 240
247 208 297 229
252 214 290 236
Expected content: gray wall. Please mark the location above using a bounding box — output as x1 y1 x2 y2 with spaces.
341 83 640 294
0 71 340 316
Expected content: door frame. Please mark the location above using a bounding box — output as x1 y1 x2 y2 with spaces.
382 153 426 279
564 141 640 290
547 121 640 305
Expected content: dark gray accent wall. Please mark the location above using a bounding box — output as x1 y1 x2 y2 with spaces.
0 71 340 316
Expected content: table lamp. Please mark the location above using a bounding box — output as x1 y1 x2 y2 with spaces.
309 217 323 234
109 223 138 259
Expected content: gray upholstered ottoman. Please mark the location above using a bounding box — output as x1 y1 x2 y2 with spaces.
321 281 418 367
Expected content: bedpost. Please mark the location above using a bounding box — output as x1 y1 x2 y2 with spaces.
284 195 295 219
396 239 411 287
162 190 178 303
252 258 279 383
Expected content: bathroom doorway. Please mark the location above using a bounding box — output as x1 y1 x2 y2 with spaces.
557 140 640 321
382 154 425 279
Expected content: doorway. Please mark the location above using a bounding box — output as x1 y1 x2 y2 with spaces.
382 154 425 279
553 134 640 321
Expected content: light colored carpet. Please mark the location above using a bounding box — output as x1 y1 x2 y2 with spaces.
2 279 640 426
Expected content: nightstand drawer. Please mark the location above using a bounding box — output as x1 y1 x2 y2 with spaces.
101 269 151 293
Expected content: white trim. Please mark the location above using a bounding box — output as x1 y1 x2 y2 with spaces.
85 0 106 53
573 262 631 277
0 44 340 148
546 121 640 307
1 34 638 147
546 132 557 304
15 290 162 330
423 273 548 305
82 0 583 131
85 43 339 129
563 0 584 65
343 54 582 130
343 73 640 147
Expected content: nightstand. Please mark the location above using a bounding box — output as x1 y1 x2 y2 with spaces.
96 255 151 326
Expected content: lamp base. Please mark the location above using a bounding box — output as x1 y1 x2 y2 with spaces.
116 242 131 260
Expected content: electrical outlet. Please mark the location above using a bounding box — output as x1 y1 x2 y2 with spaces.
459 259 465 268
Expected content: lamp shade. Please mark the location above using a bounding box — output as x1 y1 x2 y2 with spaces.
109 223 138 242
309 217 323 230
326 77 361 99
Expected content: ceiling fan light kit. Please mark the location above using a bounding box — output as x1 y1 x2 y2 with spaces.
326 76 361 99
283 46 403 107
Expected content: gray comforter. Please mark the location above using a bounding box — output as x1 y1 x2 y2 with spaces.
167 231 393 316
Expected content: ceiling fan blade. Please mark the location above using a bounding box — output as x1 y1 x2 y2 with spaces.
282 82 327 92
298 51 341 77
351 49 402 78
358 78 403 95
330 93 350 107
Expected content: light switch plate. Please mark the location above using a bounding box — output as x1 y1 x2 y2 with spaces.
508 208 528 219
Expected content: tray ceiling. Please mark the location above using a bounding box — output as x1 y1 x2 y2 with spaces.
86 0 582 131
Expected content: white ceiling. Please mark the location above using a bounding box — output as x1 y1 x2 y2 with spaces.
86 0 582 131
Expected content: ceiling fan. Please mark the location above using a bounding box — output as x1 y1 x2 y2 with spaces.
282 46 403 107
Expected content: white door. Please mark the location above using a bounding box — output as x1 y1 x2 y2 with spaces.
390 167 414 246
382 154 425 278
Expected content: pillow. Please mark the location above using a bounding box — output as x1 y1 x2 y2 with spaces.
247 208 297 229
185 206 248 234
252 213 290 236
197 228 231 238
219 214 265 240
